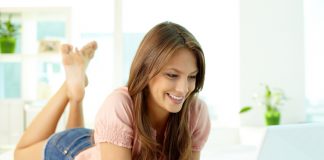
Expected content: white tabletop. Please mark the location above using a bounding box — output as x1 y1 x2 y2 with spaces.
201 144 258 160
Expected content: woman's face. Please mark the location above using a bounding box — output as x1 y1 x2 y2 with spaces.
147 48 198 114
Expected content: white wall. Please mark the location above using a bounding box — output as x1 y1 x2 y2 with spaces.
240 0 305 126
0 100 24 146
1 0 307 127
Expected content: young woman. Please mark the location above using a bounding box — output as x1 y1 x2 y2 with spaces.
14 21 210 160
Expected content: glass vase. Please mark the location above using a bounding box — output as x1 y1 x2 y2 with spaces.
265 108 280 126
0 37 16 54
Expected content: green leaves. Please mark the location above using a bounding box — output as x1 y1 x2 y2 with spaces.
0 14 20 38
239 84 287 114
239 106 252 114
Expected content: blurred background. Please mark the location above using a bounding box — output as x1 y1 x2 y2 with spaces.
0 0 323 159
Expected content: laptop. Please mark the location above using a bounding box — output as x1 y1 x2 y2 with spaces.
256 123 324 160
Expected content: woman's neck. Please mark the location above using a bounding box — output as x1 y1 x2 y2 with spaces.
147 104 169 134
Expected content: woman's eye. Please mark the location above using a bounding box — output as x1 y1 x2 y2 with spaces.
189 75 197 80
166 73 178 78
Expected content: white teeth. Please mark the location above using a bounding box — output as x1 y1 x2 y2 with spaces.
168 93 183 100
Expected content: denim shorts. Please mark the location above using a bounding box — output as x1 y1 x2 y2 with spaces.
43 128 94 160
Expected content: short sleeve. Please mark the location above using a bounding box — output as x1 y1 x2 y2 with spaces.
190 98 211 151
94 87 134 149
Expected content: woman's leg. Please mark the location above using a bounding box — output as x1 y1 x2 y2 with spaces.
14 82 69 160
65 42 97 129
14 41 97 160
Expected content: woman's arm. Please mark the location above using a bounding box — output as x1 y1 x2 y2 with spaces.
100 143 132 160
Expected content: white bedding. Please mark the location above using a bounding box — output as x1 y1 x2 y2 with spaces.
0 150 13 160
0 145 257 160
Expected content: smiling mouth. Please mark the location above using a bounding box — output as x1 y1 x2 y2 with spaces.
167 93 184 104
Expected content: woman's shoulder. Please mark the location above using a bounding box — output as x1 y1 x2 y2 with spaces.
189 96 211 151
99 86 134 117
189 96 210 129
109 86 131 99
103 87 133 105
94 86 135 149
189 96 208 114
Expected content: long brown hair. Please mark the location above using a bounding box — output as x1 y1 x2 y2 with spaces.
127 21 205 160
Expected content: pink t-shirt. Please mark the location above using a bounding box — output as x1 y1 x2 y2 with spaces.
75 87 211 160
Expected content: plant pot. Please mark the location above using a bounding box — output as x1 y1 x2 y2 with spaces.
265 108 280 126
0 37 16 54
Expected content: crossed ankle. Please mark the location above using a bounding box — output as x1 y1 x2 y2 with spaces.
69 98 84 105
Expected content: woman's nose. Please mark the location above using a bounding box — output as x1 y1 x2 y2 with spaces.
175 78 189 95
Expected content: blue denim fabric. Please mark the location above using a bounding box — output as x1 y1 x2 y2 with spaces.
44 128 94 160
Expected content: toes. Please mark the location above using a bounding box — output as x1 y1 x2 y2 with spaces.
61 44 73 55
90 41 98 50
61 44 73 65
85 41 97 50
81 41 97 57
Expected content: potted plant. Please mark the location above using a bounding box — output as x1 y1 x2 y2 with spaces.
0 13 20 54
240 84 287 126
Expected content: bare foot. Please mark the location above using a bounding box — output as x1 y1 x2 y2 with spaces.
61 41 97 102
80 41 97 68
80 41 97 87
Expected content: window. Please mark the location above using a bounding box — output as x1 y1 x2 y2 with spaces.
0 0 240 128
304 0 324 122
0 63 21 98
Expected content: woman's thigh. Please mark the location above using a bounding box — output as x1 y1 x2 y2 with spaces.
15 140 47 160
15 128 93 160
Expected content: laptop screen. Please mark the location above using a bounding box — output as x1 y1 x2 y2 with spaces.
257 123 324 160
